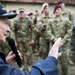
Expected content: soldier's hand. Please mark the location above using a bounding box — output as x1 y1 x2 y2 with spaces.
48 37 63 59
37 31 41 35
29 40 35 45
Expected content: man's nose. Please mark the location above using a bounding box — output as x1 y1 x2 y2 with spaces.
7 26 11 33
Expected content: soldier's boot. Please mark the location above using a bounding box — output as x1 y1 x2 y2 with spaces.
68 59 74 65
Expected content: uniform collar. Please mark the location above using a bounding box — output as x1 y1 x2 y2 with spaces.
43 14 51 18
53 15 64 22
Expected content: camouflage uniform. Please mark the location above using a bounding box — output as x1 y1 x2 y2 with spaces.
62 8 74 20
32 3 51 60
32 15 42 64
27 17 39 65
14 17 33 71
38 14 51 59
32 16 41 52
61 8 75 65
47 15 72 75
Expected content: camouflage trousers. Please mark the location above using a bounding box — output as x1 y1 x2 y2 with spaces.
39 42 50 59
32 44 41 65
59 43 70 75
17 42 33 71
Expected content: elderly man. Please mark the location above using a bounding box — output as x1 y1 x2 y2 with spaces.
0 3 63 75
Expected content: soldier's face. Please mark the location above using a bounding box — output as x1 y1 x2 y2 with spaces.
55 8 62 16
36 11 40 16
29 15 33 19
44 6 50 15
59 3 65 9
0 17 11 43
19 12 25 18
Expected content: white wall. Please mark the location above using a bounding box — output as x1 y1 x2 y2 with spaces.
2 2 75 14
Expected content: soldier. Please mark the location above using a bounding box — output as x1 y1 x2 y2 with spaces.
32 9 41 54
57 0 74 65
34 9 41 26
32 3 51 60
38 3 51 59
28 10 41 65
28 12 34 29
14 8 33 71
27 12 38 65
47 5 72 75
30 9 42 65
70 26 75 64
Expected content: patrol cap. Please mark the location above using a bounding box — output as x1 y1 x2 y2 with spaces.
0 3 17 19
19 8 25 13
42 3 49 11
28 12 33 16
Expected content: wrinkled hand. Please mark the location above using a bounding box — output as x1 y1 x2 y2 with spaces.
6 51 23 66
48 37 63 59
6 51 16 65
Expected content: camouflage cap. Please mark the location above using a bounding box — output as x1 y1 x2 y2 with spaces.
18 8 25 13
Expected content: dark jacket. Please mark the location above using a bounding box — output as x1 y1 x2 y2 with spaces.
0 50 58 75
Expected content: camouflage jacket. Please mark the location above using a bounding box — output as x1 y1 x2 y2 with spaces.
14 17 32 42
47 15 72 44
